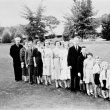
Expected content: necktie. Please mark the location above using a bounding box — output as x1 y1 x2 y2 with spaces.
76 46 78 51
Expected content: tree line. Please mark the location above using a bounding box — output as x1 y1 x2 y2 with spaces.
0 0 110 43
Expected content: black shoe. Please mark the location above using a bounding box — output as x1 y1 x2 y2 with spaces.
104 97 109 101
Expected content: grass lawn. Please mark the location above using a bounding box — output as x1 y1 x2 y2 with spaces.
0 42 110 110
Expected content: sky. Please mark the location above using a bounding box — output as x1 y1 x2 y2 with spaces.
0 0 110 33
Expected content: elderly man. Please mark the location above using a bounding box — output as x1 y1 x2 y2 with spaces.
67 37 81 92
10 35 23 82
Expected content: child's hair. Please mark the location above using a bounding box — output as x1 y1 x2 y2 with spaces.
87 52 93 57
100 61 108 70
81 46 86 49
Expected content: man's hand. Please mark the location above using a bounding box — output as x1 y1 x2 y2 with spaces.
21 62 24 68
34 63 37 67
69 66 72 69
80 80 83 84
26 64 28 68
78 72 81 77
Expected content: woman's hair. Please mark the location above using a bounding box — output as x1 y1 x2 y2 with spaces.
55 41 61 45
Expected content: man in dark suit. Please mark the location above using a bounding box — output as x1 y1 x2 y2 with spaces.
77 46 87 92
67 36 81 92
10 35 23 82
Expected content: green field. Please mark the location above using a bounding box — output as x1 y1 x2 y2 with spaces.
0 42 110 110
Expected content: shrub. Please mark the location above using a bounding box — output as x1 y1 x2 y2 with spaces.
1 30 11 43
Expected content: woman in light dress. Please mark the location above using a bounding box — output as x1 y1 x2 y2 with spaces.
53 41 62 88
43 40 53 85
50 41 55 81
83 53 94 95
60 42 71 89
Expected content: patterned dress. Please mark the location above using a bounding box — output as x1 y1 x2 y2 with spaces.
53 47 61 80
83 59 94 83
60 49 70 80
43 47 52 76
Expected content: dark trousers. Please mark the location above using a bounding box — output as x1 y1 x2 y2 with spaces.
70 69 80 91
22 64 28 76
28 65 34 83
13 62 22 81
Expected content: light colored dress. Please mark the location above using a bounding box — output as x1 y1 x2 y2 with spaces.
43 47 52 76
60 49 70 80
106 70 110 89
83 59 94 83
53 47 61 80
50 48 54 80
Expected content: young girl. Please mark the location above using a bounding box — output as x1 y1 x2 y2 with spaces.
106 63 110 100
83 53 94 96
93 56 101 98
60 42 71 89
43 40 52 85
100 61 108 99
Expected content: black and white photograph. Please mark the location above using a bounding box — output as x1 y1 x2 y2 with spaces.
0 0 110 110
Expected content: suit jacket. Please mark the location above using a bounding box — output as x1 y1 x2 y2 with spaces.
77 54 86 80
67 45 81 69
25 47 35 66
10 44 23 64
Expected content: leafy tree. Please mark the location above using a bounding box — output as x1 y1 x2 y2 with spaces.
22 5 47 41
43 16 60 35
101 14 110 40
0 27 4 37
1 29 11 43
64 0 97 39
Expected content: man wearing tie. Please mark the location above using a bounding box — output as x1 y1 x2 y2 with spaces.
67 36 81 92
10 35 23 82
25 37 35 84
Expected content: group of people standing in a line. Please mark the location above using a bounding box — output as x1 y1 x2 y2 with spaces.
10 35 110 101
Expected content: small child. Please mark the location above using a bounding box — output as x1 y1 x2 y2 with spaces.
106 63 110 100
83 53 94 96
100 61 108 99
93 56 101 98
